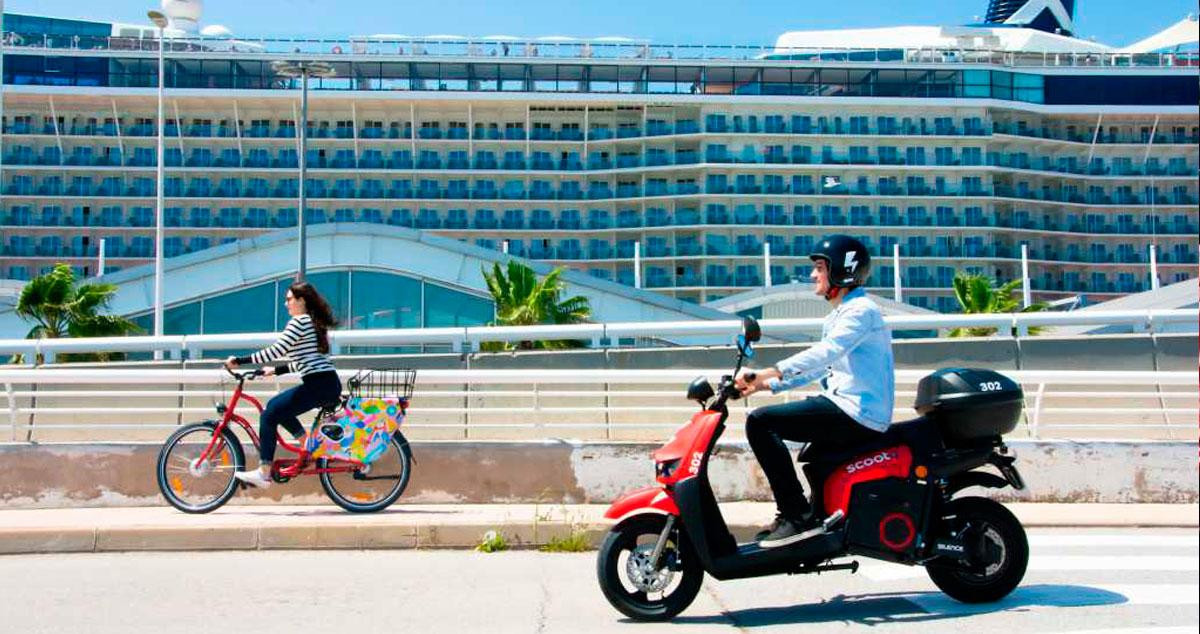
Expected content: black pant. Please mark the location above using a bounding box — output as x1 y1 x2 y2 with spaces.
258 371 341 463
745 395 882 518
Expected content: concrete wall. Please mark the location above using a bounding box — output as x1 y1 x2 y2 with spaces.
1 440 1193 509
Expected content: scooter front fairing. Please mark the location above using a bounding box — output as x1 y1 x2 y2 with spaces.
603 485 680 521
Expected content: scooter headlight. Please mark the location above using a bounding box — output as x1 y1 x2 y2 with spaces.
656 458 681 479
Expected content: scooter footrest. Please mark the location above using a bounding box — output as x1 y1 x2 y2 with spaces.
794 560 859 575
821 509 846 531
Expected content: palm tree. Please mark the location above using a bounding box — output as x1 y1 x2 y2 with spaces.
14 263 142 363
949 272 1048 337
481 261 591 350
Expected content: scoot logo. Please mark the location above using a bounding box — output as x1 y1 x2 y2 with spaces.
845 450 898 474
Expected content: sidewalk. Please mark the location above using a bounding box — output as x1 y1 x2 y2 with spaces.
0 503 1195 555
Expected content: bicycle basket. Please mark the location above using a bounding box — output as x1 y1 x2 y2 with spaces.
347 369 416 401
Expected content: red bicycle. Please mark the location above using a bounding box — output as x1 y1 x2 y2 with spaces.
156 368 415 513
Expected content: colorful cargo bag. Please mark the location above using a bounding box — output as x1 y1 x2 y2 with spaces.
304 397 408 464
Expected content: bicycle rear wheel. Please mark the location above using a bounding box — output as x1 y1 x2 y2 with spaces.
319 431 412 513
156 421 245 513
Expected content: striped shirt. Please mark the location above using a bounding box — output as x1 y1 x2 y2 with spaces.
239 314 336 377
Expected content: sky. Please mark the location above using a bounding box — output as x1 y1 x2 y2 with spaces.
3 0 1196 47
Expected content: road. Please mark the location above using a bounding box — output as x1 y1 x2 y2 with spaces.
0 528 1195 633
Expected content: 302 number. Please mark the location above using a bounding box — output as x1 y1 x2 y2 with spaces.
979 381 1004 392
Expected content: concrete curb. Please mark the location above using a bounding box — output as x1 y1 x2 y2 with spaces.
0 503 1195 555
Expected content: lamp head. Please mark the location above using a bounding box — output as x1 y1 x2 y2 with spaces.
147 10 169 29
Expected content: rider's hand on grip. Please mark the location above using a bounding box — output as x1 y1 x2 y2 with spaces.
734 368 759 398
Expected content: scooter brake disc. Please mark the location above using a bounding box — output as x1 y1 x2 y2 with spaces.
979 526 1007 577
626 543 675 593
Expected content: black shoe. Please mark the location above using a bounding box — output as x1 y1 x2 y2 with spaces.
754 514 787 542
758 514 825 549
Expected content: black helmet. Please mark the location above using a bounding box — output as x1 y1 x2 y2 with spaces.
809 234 871 289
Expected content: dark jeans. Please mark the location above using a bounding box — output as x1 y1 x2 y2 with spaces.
745 395 882 519
258 371 341 463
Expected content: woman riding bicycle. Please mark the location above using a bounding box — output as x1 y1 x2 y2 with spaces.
224 281 340 488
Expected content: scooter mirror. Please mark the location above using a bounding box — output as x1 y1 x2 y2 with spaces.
737 334 755 359
741 316 761 343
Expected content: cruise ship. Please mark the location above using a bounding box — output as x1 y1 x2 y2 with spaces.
1 0 1197 321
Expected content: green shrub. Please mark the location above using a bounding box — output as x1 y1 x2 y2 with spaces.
539 530 593 553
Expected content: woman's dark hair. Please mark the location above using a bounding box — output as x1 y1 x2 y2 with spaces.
288 282 337 353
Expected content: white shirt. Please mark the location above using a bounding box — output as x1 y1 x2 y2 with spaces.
766 287 895 432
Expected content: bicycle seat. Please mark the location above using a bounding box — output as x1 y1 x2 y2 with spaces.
317 400 342 413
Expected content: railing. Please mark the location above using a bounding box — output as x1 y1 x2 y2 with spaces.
0 367 1193 443
0 309 1194 360
3 32 1198 68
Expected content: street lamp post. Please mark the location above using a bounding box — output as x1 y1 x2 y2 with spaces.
148 9 168 356
2 0 8 220
271 61 335 282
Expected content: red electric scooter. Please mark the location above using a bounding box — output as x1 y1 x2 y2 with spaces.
597 316 1029 621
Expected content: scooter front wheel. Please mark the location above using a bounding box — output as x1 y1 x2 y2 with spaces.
596 513 703 622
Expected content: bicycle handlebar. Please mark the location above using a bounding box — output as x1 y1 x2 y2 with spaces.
225 366 265 382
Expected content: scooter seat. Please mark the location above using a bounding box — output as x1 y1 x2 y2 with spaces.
798 417 939 465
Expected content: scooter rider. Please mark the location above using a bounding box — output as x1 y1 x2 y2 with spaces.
734 234 895 548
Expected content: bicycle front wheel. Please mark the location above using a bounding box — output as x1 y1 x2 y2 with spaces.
156 421 245 513
319 431 412 513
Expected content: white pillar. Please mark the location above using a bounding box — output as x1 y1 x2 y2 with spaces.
763 241 772 287
153 25 165 359
97 238 106 277
1 0 6 210
633 241 641 289
1020 243 1031 308
892 243 902 302
501 239 509 254
297 70 309 282
1149 243 1160 291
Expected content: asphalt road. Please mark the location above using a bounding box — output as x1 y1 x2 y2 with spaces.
0 528 1195 633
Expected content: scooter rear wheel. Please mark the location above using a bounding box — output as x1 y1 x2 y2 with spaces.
927 496 1029 603
596 513 703 622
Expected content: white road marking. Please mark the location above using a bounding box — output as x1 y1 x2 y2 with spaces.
1037 627 1199 634
860 555 1199 581
902 584 1199 615
1028 534 1200 548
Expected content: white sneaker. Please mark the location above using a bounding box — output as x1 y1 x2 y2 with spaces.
234 469 272 489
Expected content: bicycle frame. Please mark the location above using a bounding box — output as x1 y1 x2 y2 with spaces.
199 371 367 480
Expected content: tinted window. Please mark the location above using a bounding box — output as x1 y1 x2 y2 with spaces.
1044 75 1199 105
424 283 493 327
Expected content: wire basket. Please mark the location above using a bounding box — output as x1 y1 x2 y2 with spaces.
346 369 417 401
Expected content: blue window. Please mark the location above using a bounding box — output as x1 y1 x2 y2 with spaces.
349 271 422 330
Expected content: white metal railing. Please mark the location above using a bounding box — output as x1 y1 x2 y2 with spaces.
0 367 1194 443
3 33 1198 69
0 309 1194 362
